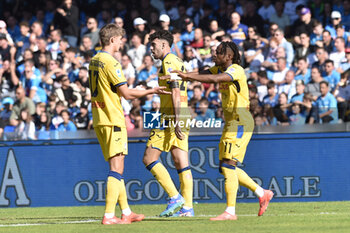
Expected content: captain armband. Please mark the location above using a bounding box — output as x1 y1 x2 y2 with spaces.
169 81 180 89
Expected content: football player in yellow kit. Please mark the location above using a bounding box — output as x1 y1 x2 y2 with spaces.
142 30 194 217
90 24 170 225
171 41 273 220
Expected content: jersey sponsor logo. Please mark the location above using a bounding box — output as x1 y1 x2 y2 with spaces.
90 60 104 68
219 83 230 90
91 101 106 109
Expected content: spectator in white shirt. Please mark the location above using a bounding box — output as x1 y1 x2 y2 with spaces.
329 37 346 69
272 57 289 85
278 70 296 101
127 32 147 72
273 28 294 65
121 54 136 88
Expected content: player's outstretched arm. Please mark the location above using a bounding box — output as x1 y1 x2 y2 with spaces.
117 84 171 100
161 70 232 83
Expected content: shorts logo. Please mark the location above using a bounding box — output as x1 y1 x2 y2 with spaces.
143 111 161 129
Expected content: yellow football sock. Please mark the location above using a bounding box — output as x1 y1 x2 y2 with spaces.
148 161 179 198
118 179 129 211
221 165 238 207
178 168 193 207
236 167 259 192
105 176 121 214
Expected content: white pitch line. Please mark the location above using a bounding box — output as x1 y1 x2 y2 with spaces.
0 220 99 227
0 212 348 228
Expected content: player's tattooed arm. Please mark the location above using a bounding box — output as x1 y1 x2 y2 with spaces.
172 70 232 83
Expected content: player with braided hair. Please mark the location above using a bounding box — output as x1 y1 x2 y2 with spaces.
168 41 273 220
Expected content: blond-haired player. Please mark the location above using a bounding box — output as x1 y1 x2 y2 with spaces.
89 24 170 225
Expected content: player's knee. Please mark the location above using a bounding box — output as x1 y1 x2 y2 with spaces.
172 156 180 166
143 150 153 166
219 159 237 173
222 158 237 166
142 156 150 166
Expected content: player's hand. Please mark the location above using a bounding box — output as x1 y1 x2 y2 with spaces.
153 86 171 95
171 70 191 81
175 124 184 140
158 74 171 80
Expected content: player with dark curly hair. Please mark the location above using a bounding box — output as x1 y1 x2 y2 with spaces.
169 41 273 220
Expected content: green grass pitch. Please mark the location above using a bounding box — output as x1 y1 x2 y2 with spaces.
0 202 349 233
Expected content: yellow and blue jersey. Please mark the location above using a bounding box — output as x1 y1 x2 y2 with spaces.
209 64 253 126
158 53 188 119
89 51 127 127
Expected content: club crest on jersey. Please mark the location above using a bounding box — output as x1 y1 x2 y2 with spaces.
228 67 235 73
167 67 173 73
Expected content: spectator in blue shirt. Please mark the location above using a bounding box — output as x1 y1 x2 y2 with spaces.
136 55 158 87
57 109 77 131
20 62 47 104
290 80 305 103
316 81 338 124
337 48 350 73
171 28 184 58
310 20 323 46
181 18 195 45
195 98 215 122
226 12 248 46
15 22 31 57
294 57 311 84
289 103 306 125
325 11 343 39
335 24 350 47
263 80 279 107
323 59 341 92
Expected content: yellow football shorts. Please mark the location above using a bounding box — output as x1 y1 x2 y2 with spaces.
94 125 128 161
219 124 253 163
146 128 189 152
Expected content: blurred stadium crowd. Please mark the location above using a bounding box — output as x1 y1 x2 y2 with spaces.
0 0 349 140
